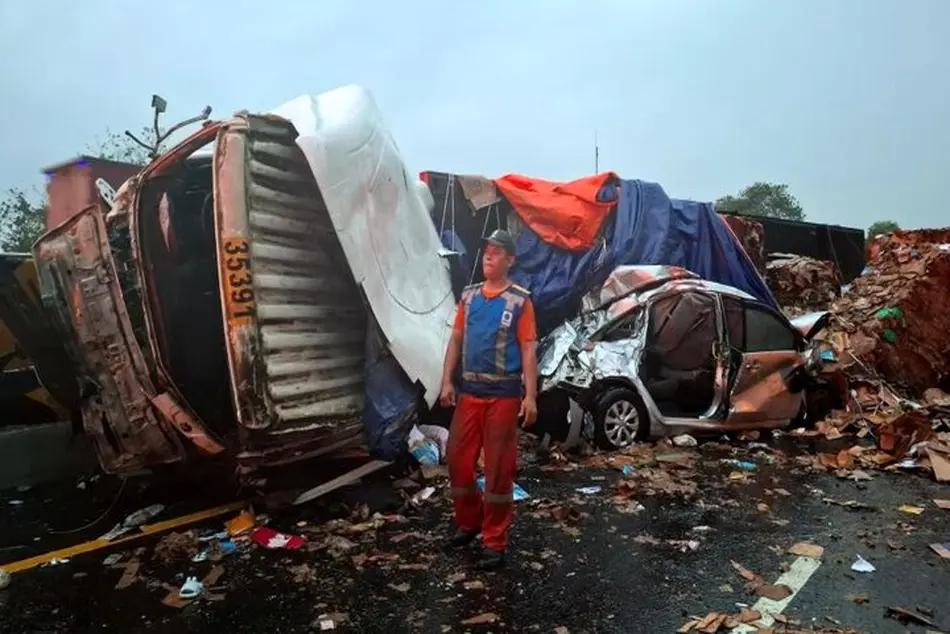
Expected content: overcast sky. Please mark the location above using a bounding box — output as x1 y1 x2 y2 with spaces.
1 0 947 229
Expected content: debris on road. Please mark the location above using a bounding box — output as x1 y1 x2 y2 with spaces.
408 486 437 507
250 527 306 550
225 510 256 536
788 542 825 559
101 504 166 541
678 606 763 632
178 576 203 599
408 424 449 467
731 560 758 582
0 569 10 590
314 613 349 630
460 612 499 625
575 486 602 495
884 606 937 628
113 560 140 590
476 476 529 501
898 504 925 515
153 531 199 564
850 554 876 573
757 582 793 600
929 543 950 560
721 459 757 471
672 434 698 448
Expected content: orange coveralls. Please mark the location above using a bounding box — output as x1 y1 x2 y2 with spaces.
447 286 536 552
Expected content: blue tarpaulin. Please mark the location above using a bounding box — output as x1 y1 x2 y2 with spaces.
604 179 775 306
362 315 419 460
434 176 776 334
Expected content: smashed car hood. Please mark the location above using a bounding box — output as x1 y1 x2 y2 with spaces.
271 86 455 405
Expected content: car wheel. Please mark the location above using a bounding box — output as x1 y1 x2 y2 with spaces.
593 387 648 450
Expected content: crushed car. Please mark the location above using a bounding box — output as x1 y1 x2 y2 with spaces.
33 86 454 474
538 265 829 449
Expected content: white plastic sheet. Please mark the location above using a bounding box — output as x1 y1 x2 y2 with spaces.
271 86 455 405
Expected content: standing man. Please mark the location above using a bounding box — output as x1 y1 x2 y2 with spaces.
440 229 538 570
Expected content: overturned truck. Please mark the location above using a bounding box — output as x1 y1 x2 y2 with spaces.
34 86 455 474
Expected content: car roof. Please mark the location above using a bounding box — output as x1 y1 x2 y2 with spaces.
582 265 757 314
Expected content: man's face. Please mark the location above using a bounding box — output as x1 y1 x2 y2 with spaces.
482 243 514 281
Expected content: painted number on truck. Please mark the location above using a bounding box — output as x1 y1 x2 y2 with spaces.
222 238 255 325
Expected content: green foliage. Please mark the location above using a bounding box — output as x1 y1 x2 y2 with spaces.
1 128 155 252
867 220 899 239
87 127 163 165
715 182 805 221
0 189 46 252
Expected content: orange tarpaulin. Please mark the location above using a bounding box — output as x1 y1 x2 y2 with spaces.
494 172 617 252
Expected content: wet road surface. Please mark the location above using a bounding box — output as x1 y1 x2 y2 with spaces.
1 435 948 633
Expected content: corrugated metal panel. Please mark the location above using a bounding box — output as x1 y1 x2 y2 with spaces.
242 115 366 431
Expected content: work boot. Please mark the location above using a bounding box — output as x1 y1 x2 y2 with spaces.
476 547 505 570
447 529 478 549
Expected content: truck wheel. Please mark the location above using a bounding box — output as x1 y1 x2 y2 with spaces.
593 387 648 450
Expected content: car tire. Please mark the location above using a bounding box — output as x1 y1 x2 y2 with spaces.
593 387 648 450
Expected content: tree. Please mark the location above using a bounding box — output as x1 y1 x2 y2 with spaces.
867 220 899 239
0 189 46 252
87 127 163 165
0 128 157 252
716 182 805 222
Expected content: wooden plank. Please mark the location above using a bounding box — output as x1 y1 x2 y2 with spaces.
1 500 246 574
293 459 392 505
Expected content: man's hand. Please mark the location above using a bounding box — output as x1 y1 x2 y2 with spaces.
439 381 457 408
519 395 538 427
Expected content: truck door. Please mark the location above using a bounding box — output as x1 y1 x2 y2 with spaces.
33 208 185 472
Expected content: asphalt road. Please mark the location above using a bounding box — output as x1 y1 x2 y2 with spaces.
1 435 948 634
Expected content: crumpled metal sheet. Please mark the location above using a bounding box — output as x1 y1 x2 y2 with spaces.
581 265 696 313
270 86 456 406
543 268 762 391
540 292 646 392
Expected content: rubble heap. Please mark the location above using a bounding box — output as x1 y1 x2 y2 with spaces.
866 227 950 262
766 254 840 315
722 215 766 274
825 229 950 394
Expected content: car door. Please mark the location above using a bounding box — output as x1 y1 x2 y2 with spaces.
724 299 804 424
639 290 726 419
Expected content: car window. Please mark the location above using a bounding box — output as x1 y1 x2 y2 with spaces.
723 298 745 350
744 305 796 352
648 292 717 369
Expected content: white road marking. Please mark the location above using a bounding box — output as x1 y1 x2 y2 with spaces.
733 556 822 632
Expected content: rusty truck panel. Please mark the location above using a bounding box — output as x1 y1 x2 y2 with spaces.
33 208 185 472
213 114 366 438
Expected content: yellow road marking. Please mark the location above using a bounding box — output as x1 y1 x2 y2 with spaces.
1 500 246 574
